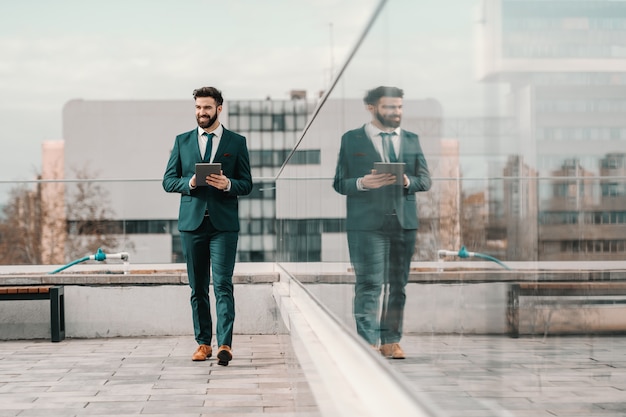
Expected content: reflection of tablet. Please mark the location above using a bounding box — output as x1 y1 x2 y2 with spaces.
195 163 222 186
374 162 405 185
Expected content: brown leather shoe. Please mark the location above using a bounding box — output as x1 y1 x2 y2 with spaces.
380 343 405 359
217 345 232 366
192 344 212 361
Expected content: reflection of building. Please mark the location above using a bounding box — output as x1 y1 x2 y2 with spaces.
276 98 444 263
538 155 626 260
502 155 538 260
538 154 626 260
478 0 626 260
539 158 594 261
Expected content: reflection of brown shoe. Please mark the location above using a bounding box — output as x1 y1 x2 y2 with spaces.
217 345 233 366
380 343 405 359
192 344 212 361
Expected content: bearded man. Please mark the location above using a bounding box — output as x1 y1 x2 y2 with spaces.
333 86 431 359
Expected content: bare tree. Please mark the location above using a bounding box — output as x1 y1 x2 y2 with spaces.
0 166 131 265
0 184 42 264
64 167 126 261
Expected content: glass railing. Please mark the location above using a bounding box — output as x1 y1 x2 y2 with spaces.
274 0 626 289
273 0 626 414
2 172 624 268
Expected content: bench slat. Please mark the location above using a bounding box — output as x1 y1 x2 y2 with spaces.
0 285 64 342
518 282 626 296
518 282 626 291
0 286 51 295
509 281 626 337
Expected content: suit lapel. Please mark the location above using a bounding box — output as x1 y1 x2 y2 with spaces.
183 129 202 161
398 130 415 163
213 128 234 162
355 126 381 162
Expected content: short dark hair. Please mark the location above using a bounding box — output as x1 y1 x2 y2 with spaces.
192 86 224 106
363 86 404 105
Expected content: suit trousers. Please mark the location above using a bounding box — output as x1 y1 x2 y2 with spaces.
347 215 417 345
181 215 238 347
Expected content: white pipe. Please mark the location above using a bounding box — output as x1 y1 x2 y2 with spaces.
106 252 130 261
437 249 458 258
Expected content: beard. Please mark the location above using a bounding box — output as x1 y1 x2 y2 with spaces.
197 112 218 129
375 111 401 129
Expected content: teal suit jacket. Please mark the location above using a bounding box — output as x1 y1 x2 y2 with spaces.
163 127 253 232
333 125 431 230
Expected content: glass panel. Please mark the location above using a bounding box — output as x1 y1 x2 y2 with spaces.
274 0 626 415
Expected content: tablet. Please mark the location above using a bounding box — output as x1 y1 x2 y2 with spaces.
373 162 405 185
195 163 222 186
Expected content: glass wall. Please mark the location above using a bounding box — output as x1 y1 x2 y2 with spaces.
275 0 626 415
276 0 626 267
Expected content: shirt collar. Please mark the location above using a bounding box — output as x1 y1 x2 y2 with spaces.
197 123 223 139
366 123 400 139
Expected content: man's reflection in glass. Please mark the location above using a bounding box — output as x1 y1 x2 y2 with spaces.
333 86 431 359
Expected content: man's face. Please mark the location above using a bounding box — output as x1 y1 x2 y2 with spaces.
370 97 402 129
195 96 221 129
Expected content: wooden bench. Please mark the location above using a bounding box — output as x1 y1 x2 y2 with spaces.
0 286 65 342
508 282 626 338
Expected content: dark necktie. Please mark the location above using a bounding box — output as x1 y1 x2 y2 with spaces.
381 132 397 162
203 132 214 161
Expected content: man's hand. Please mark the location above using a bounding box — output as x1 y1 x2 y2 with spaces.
361 169 397 189
205 171 230 190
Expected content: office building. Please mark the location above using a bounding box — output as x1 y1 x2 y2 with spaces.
478 0 626 260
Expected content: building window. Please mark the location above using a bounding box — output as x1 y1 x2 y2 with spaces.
288 150 321 165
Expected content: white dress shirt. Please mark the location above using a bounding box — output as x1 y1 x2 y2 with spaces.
189 123 230 191
357 123 403 191
365 123 400 162
198 124 224 162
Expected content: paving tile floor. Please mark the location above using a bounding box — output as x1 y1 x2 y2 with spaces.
0 335 319 417
3 334 626 417
392 334 626 417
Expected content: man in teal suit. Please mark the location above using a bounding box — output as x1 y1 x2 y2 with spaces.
163 86 252 366
333 86 431 359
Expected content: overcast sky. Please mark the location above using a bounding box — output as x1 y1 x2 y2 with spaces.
0 0 382 183
1 0 487 190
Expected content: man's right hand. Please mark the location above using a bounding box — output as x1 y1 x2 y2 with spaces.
361 170 397 189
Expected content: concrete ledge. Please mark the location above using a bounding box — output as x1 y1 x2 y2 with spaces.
3 262 626 341
294 269 626 284
273 273 441 417
0 272 280 286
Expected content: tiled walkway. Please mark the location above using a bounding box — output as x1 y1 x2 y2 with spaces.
392 334 626 417
2 334 626 416
0 335 319 417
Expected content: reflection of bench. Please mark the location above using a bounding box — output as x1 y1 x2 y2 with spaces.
508 282 626 338
0 286 65 342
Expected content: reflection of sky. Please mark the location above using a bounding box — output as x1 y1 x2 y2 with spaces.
331 0 500 118
327 0 511 181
